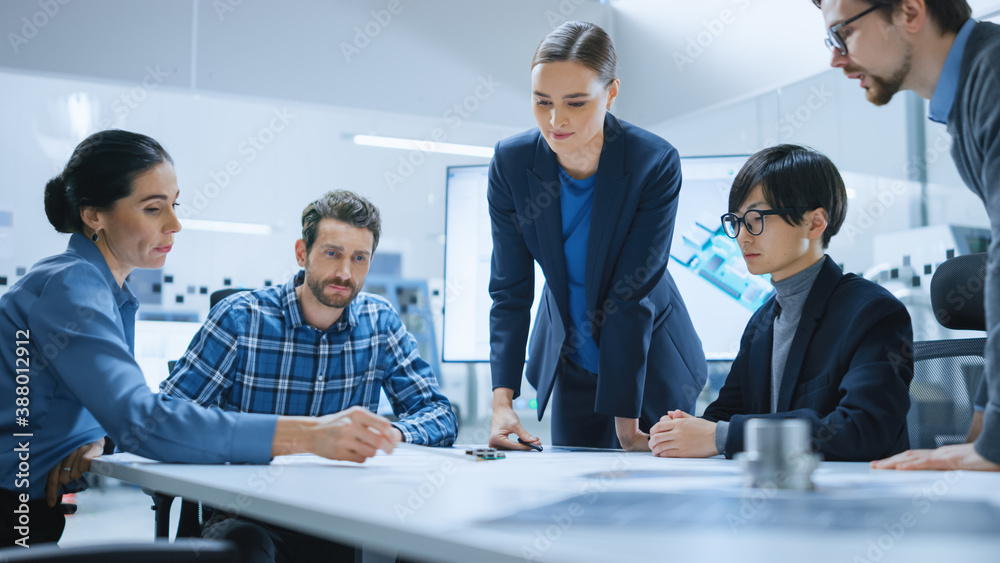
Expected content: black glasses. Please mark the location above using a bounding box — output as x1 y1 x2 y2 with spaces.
824 3 883 56
720 209 799 238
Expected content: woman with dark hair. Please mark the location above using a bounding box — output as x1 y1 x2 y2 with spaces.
0 130 399 547
488 22 707 451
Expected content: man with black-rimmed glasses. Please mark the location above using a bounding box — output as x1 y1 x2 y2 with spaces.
812 0 1000 471
649 145 914 463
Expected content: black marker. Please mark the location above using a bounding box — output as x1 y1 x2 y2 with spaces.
518 437 543 452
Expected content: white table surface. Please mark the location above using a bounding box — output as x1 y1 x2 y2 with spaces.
91 446 1000 563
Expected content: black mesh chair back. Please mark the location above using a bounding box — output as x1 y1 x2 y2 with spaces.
909 253 988 449
908 338 986 448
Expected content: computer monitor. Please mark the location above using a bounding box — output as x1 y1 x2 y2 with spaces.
441 166 545 362
442 155 768 363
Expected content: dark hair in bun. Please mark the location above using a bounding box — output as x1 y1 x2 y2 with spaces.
44 130 173 234
532 21 617 87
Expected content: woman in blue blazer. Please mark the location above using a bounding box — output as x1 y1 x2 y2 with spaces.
0 130 399 546
487 21 707 451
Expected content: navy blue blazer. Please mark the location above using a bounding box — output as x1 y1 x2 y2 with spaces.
487 113 707 428
703 256 913 462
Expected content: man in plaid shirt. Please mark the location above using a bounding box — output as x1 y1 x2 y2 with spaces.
162 190 456 562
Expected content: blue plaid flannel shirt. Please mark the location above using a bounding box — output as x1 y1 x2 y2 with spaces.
161 271 457 446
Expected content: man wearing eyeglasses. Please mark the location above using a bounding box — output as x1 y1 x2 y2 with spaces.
649 145 914 463
812 0 1000 472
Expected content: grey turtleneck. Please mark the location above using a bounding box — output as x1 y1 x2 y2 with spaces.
713 256 825 455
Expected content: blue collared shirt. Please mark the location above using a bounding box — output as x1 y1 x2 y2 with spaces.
161 272 457 446
929 18 977 124
0 234 275 499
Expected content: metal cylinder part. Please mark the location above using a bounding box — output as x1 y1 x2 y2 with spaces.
736 418 820 490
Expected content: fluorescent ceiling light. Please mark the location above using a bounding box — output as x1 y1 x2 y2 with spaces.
352 134 494 158
180 219 273 235
67 92 94 141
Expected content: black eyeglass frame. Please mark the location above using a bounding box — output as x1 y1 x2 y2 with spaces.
720 208 804 238
824 3 885 56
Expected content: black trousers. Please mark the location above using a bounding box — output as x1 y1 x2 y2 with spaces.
202 512 357 563
549 356 622 449
0 489 65 548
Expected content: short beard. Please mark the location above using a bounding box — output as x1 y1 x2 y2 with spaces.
865 47 911 106
306 273 360 309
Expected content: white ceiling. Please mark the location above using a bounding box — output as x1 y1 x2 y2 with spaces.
1 0 998 132
612 0 831 125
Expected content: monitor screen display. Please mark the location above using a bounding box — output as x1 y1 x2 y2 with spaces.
442 155 769 363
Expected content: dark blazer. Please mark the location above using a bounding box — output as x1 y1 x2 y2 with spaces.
703 256 913 462
487 113 707 429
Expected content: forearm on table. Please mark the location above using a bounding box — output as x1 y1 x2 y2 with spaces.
392 403 458 446
271 416 319 457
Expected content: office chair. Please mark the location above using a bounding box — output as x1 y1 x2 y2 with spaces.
0 539 239 562
148 289 253 540
210 288 250 309
908 253 987 449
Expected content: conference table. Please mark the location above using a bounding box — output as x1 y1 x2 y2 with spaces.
91 446 1000 562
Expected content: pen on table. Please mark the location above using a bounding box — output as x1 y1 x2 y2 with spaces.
518 437 543 452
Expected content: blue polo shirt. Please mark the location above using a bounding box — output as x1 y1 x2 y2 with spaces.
559 166 600 374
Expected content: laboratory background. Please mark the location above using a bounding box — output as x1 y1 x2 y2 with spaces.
1 0 998 555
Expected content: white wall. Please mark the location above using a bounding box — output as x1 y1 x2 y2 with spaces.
643 66 991 276
0 69 520 298
0 67 524 421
